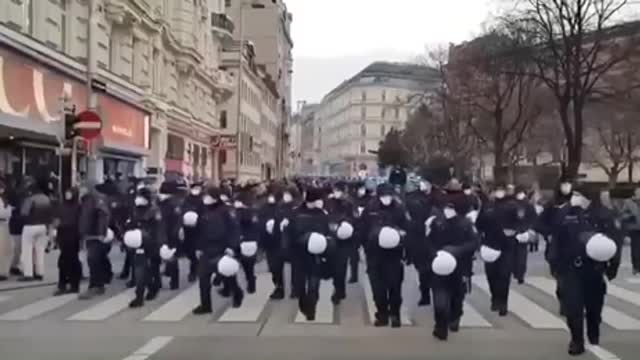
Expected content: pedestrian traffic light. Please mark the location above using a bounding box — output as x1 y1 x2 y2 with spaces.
64 112 78 140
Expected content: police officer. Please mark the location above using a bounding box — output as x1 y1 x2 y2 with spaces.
119 179 143 285
278 185 301 298
260 187 285 299
53 187 81 295
512 186 537 284
552 187 621 355
234 187 260 294
182 182 204 283
429 194 480 340
192 186 243 314
362 183 408 328
349 181 371 284
327 181 355 304
158 181 184 290
285 187 334 321
123 187 163 308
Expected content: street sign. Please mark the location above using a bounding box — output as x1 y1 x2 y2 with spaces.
210 135 237 149
74 110 102 140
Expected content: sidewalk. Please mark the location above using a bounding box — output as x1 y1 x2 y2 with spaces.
0 247 126 292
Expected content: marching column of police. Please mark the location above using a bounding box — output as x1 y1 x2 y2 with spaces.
41 167 622 357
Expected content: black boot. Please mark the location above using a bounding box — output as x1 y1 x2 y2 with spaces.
129 297 144 308
449 318 460 332
433 327 448 341
232 289 244 308
145 288 159 301
218 286 231 298
247 278 256 294
188 272 197 283
587 324 600 345
192 305 212 315
568 341 585 356
331 291 345 305
53 287 67 296
270 287 284 300
390 315 401 328
418 295 431 307
374 312 388 327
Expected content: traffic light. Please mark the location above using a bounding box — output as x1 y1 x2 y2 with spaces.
64 111 78 140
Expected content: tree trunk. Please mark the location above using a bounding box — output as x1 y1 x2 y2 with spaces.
565 144 581 180
608 171 619 189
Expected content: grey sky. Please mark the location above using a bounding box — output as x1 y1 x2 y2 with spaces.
286 0 497 106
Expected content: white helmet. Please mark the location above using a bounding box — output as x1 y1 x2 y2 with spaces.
159 245 176 261
432 250 457 276
240 241 258 257
336 221 354 240
265 219 275 234
183 211 198 227
217 255 240 277
307 232 328 254
123 229 143 249
378 227 401 249
585 233 617 262
480 245 501 263
515 232 531 244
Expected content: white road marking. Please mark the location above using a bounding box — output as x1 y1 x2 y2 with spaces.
295 280 334 324
219 273 271 322
607 283 640 307
143 285 200 322
625 277 640 284
0 295 10 303
121 336 174 360
0 294 76 321
528 277 640 330
361 272 412 326
473 277 565 329
461 302 492 328
587 345 622 360
67 289 135 321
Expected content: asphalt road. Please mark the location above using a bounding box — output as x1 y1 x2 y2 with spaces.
0 245 638 360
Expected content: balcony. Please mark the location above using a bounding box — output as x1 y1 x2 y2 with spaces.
211 13 234 40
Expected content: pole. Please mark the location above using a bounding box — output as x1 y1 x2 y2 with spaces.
234 4 245 182
85 0 98 183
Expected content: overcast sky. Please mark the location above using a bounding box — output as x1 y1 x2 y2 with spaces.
286 0 497 107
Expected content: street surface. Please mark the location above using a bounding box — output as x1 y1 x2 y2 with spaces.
0 245 639 360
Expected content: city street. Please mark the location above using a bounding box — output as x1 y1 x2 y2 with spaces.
0 246 638 360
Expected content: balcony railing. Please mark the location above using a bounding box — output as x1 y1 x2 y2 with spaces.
211 13 234 35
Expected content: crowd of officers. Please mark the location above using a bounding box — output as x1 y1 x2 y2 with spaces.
0 173 626 356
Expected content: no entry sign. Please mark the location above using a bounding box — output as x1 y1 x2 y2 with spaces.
74 110 102 140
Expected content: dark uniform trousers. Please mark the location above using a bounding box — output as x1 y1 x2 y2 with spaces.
133 249 161 300
561 265 606 344
367 256 404 319
485 245 514 310
295 254 323 317
513 242 529 281
332 242 353 296
86 240 111 289
266 249 285 290
240 254 256 289
432 272 466 335
198 253 241 309
56 227 81 290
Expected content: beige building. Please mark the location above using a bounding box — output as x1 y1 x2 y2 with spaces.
225 0 293 178
317 62 439 177
218 42 280 182
0 0 234 184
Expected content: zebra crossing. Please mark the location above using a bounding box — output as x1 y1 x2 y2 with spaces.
1 274 640 332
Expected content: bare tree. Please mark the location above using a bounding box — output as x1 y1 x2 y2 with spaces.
502 0 640 179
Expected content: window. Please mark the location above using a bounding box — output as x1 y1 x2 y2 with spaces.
361 91 367 102
220 110 227 128
394 108 400 119
360 142 366 154
225 0 231 7
381 108 385 119
24 0 34 35
59 0 67 51
380 125 386 137
219 150 227 164
166 134 185 160
360 124 366 136
360 107 366 120
382 90 386 102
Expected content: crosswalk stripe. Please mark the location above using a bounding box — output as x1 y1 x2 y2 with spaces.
143 285 200 322
626 277 640 284
473 277 565 329
219 274 272 322
0 294 76 321
607 283 640 308
295 280 334 324
361 273 412 326
67 289 135 321
0 295 10 303
461 302 492 328
528 277 640 330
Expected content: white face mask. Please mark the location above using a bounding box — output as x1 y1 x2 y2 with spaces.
516 192 526 201
357 188 366 197
495 190 506 199
158 193 170 201
560 183 572 195
267 196 276 204
134 196 148 207
234 200 244 208
203 195 216 205
443 207 457 219
314 199 324 209
333 190 343 199
191 188 202 196
380 195 392 206
463 189 472 196
283 193 293 203
64 192 73 201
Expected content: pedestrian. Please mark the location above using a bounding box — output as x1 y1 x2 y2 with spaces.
326 181 355 305
52 188 82 295
19 177 53 281
620 187 640 274
157 181 184 290
0 180 12 281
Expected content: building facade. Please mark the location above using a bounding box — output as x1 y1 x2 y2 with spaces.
218 42 280 182
316 62 439 177
224 0 293 179
0 0 233 186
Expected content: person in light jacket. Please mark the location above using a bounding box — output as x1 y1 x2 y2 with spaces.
0 181 12 281
19 178 53 281
621 187 640 274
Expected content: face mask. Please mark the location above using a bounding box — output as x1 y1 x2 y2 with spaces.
463 189 472 196
158 193 170 201
380 195 392 206
495 190 506 199
191 188 202 196
516 192 526 201
283 193 293 203
314 199 324 209
267 196 276 204
333 191 343 199
136 183 145 191
220 194 229 202
560 183 572 195
203 195 216 205
64 192 73 201
357 188 366 197
443 207 457 219
134 196 148 207
234 200 244 208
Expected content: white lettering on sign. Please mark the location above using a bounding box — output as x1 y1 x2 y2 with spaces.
112 125 132 137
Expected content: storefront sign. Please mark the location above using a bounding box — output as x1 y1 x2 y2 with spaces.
210 135 237 149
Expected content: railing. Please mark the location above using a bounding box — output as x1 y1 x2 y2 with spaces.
211 13 234 34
